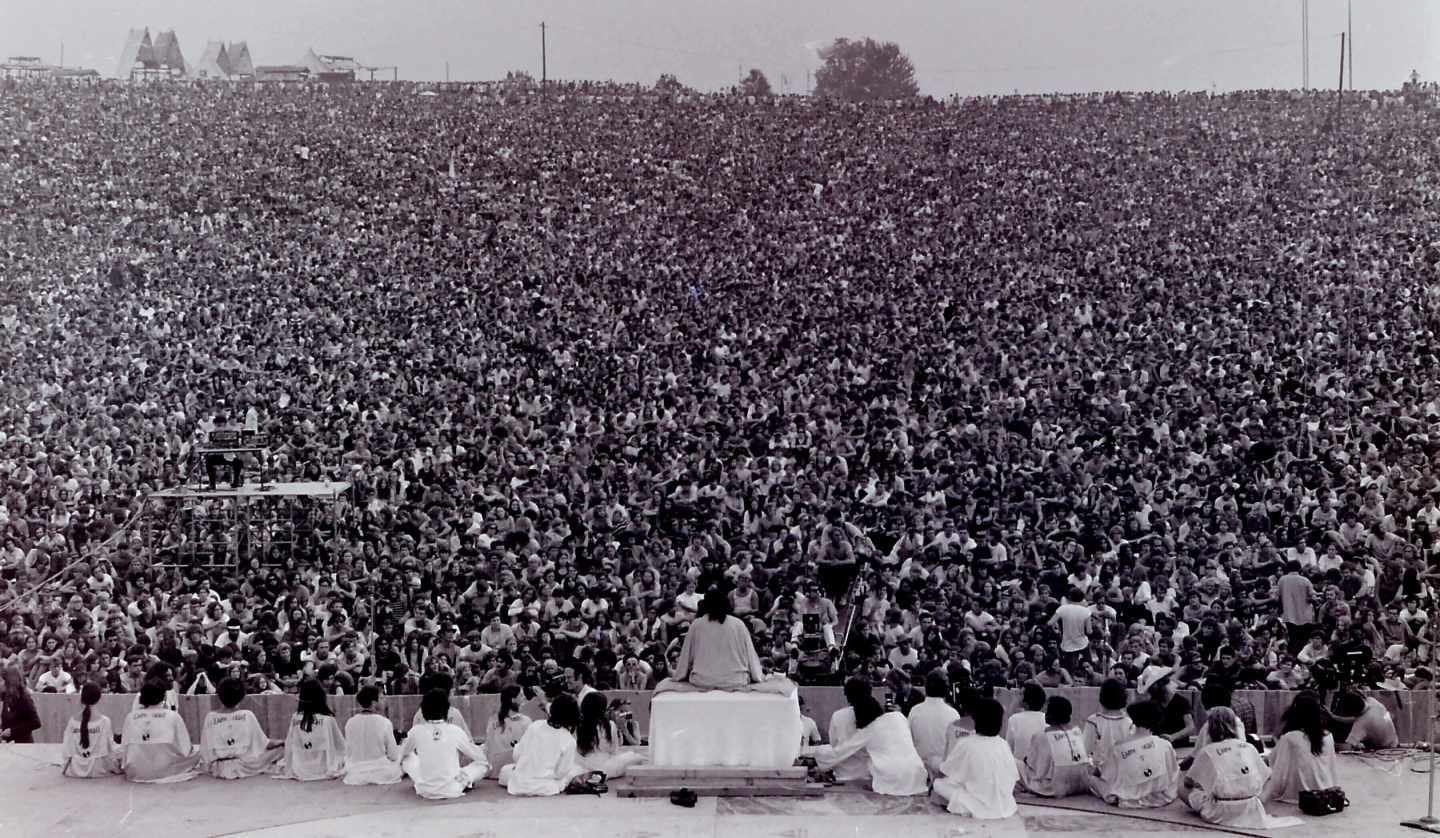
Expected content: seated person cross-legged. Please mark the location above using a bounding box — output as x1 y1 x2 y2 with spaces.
1086 700 1180 809
1020 697 1090 798
501 694 588 796
401 689 490 800
932 698 1019 819
655 588 796 694
1183 708 1301 830
198 677 284 779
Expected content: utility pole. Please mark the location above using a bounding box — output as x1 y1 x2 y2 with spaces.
1301 0 1309 90
540 22 547 89
1347 0 1353 90
59 41 64 69
445 61 450 83
1336 32 1345 125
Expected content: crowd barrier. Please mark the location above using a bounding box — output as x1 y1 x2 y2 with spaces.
23 687 1435 746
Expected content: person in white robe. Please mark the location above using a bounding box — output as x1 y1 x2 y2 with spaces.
656 589 794 695
119 682 201 783
484 685 534 779
575 692 645 778
1083 679 1135 774
932 698 1019 818
1020 697 1090 798
501 693 587 796
129 664 180 715
1004 683 1048 770
1264 693 1337 804
908 672 960 778
400 689 490 799
821 678 875 783
273 679 346 781
1183 708 1301 829
343 684 403 785
62 683 121 778
198 677 283 779
814 692 927 796
1086 700 1179 808
410 704 472 740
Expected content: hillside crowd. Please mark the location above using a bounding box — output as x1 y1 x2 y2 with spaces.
1 82 1439 727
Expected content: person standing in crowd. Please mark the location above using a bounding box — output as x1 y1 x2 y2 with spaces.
1277 562 1317 649
61 683 121 778
1020 696 1090 798
400 689 489 799
274 679 346 781
1183 708 1301 829
932 698 1019 818
120 681 201 783
342 684 403 785
198 677 284 779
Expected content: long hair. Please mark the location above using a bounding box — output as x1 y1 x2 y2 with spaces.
497 684 522 728
78 682 102 750
576 691 611 754
0 664 24 697
852 694 885 730
1282 692 1328 756
698 587 731 623
1206 706 1240 745
547 693 580 733
296 679 332 733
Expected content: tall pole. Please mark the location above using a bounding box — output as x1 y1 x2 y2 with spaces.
1348 0 1354 90
445 61 450 83
1336 32 1345 125
541 22 547 89
59 41 64 69
1302 0 1309 90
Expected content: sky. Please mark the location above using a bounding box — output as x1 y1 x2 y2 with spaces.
4 0 1436 96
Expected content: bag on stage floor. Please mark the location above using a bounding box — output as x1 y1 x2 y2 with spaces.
1298 787 1349 816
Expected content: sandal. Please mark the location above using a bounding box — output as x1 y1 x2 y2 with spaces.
670 787 698 808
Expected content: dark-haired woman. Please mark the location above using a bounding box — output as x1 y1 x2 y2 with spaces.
575 692 645 778
501 693 586 796
61 683 120 777
0 664 41 743
813 692 927 796
483 684 533 779
1264 692 1337 803
274 679 346 780
120 681 201 783
198 677 283 779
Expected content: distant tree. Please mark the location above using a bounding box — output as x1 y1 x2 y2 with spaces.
654 73 686 95
739 68 773 97
813 37 919 101
504 70 535 87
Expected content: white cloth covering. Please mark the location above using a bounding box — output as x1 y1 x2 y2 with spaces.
273 713 346 781
120 706 201 783
650 690 802 768
501 721 585 796
1264 730 1337 803
483 712 534 779
1082 711 1135 771
1087 733 1179 808
400 720 489 799
198 709 283 779
1004 709 1047 769
61 712 121 778
907 697 960 777
343 712 403 785
813 710 928 796
826 706 870 782
933 734 1019 818
1021 726 1091 798
1184 739 1302 829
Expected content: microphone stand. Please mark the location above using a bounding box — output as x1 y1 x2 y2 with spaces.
1404 599 1440 833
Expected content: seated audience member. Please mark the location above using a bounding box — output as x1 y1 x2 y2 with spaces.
343 684 403 785
400 689 490 799
814 690 928 796
1087 700 1179 808
129 663 180 714
1004 682 1048 770
1337 687 1399 751
908 670 960 778
1265 693 1338 803
575 692 645 778
198 677 284 779
1083 678 1136 773
1 664 42 744
1020 697 1089 798
932 698 1019 818
484 684 534 779
274 679 346 780
61 682 121 778
799 695 823 749
37 656 76 694
502 694 587 796
824 677 876 783
120 681 201 783
1184 708 1301 829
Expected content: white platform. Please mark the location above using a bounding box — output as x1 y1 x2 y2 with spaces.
648 690 803 768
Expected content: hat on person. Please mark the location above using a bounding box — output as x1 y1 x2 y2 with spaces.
1138 666 1173 693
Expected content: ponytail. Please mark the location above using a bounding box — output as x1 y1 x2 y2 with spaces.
79 704 92 750
78 681 102 750
497 684 521 728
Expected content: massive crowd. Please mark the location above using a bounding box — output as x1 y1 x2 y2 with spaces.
0 82 1438 728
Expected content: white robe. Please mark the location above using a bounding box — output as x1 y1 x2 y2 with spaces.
410 705 472 740
1184 739 1302 829
933 734 1019 818
198 709 283 779
401 720 489 799
61 713 121 778
575 722 646 778
1087 733 1178 809
343 712 403 785
120 707 201 783
1264 730 1337 803
1082 711 1135 772
1021 726 1090 798
501 721 585 796
907 697 960 777
826 707 871 781
483 712 533 779
1004 710 1047 770
273 714 346 781
814 711 928 796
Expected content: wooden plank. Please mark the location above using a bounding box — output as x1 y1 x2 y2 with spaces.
627 766 807 781
614 782 826 799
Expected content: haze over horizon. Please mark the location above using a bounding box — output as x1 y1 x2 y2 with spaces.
4 0 1436 96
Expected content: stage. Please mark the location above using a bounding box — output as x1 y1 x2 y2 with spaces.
0 744 1432 838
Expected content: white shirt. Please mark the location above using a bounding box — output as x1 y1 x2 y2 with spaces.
1004 709 1048 767
505 721 582 796
37 670 76 693
815 710 929 796
401 720 488 799
908 697 960 775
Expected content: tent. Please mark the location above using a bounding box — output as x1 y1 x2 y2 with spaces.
227 41 254 77
194 40 232 79
150 30 189 76
115 28 152 78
